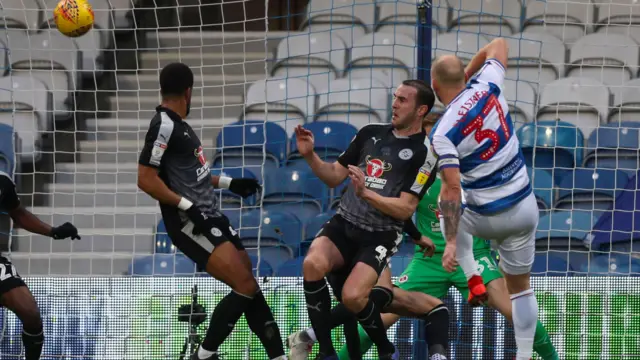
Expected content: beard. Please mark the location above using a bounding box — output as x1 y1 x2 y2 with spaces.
185 99 191 117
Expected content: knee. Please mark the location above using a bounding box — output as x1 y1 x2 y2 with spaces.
18 307 42 333
341 287 367 313
303 254 330 281
232 270 259 297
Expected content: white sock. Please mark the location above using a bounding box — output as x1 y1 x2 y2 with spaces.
430 354 448 360
272 356 288 360
511 288 538 360
305 328 317 342
441 217 479 280
198 346 216 358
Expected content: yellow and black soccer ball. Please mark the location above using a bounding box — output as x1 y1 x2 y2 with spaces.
53 0 94 37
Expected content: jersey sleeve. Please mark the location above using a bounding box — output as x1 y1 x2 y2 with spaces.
430 114 461 170
473 58 506 87
139 118 174 168
337 126 370 168
0 173 20 211
403 218 421 241
403 140 438 199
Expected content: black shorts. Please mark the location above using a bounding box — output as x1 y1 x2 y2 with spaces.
318 214 402 277
0 257 26 296
167 213 244 269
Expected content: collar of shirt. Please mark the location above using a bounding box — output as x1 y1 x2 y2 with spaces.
156 106 182 122
390 125 426 140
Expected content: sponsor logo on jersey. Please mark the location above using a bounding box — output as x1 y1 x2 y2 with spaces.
416 166 430 185
194 146 206 165
428 204 442 232
150 140 167 165
194 145 211 181
364 155 392 190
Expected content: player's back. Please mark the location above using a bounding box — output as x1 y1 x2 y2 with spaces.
432 59 530 216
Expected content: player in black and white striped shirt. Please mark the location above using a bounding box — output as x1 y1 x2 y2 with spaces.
294 80 437 360
0 171 80 360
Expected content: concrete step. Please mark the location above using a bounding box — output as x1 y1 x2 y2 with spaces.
29 206 161 229
104 95 245 120
83 117 227 141
114 73 265 98
138 52 274 76
143 30 285 54
9 252 135 276
76 138 216 163
55 161 138 184
44 183 157 207
13 227 155 254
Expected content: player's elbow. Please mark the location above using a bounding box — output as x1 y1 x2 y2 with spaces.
137 165 155 194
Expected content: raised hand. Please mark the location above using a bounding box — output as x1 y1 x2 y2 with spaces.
294 125 315 158
414 235 436 258
229 178 261 198
347 165 366 197
51 222 81 240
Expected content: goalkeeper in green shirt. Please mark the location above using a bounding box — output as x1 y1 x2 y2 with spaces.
288 114 559 360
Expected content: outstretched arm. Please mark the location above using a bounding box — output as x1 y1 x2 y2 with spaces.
465 37 509 80
295 125 353 188
439 166 462 246
9 206 52 237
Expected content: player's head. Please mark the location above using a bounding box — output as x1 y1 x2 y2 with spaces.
160 62 194 117
431 55 466 106
391 79 435 130
422 112 441 136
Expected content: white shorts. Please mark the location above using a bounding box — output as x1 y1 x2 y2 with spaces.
460 193 539 275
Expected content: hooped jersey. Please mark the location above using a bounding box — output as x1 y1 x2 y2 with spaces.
430 59 531 215
337 123 437 232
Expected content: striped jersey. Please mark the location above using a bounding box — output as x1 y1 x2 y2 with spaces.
430 59 531 215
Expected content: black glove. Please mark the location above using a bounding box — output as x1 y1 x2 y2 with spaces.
51 222 81 240
228 178 261 198
185 206 229 236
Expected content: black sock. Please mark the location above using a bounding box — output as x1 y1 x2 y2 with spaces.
369 286 394 311
329 303 355 329
22 329 44 360
421 304 449 357
303 279 336 356
356 300 394 356
343 316 362 360
244 290 285 358
201 290 253 352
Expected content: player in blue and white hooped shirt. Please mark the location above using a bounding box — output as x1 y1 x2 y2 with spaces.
430 38 539 360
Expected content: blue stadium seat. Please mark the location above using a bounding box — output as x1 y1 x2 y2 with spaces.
578 253 640 276
584 122 640 174
245 246 293 273
210 168 259 207
248 255 274 277
555 168 628 216
276 256 304 276
536 211 596 253
527 167 555 211
0 124 15 176
239 209 303 250
289 121 358 159
303 211 335 252
262 168 330 218
155 220 174 254
531 252 573 276
128 254 197 276
212 121 288 181
518 121 584 183
390 255 413 277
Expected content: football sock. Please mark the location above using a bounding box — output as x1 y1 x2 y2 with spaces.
244 290 286 358
342 315 362 360
337 325 373 360
511 289 538 360
304 279 336 356
329 303 356 329
421 304 449 358
22 329 44 360
356 300 395 356
533 320 559 360
201 290 253 352
369 286 394 311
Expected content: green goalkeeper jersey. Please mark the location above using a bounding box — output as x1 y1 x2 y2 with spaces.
414 175 489 255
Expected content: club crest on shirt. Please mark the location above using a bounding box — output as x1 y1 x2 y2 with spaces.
398 148 413 160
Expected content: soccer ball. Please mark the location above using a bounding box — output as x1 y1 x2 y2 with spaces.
53 0 94 37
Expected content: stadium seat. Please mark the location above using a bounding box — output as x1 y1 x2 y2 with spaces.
315 78 390 129
518 121 584 183
262 169 329 219
527 167 555 211
212 120 288 181
536 210 596 253
239 208 303 251
432 32 490 62
287 121 358 167
537 77 610 139
244 246 294 273
347 32 416 88
0 0 40 29
248 255 274 277
243 78 316 136
555 168 629 216
0 76 52 164
567 33 638 87
531 252 573 276
129 254 197 276
503 79 536 126
155 220 174 254
609 78 640 124
301 0 377 47
302 211 335 252
584 123 640 174
578 253 640 276
595 0 640 44
523 0 596 43
0 124 16 176
6 30 81 121
272 32 348 92
376 0 445 38
277 256 304 276
211 168 259 207
448 0 522 36
390 255 413 277
505 31 565 86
